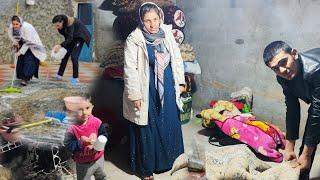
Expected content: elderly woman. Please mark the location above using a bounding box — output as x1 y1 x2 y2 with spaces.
8 16 47 86
123 2 186 179
52 14 91 86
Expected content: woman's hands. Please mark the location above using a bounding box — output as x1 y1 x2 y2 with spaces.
179 84 186 93
133 100 141 111
132 84 187 111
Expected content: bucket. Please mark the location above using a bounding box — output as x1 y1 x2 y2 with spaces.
26 0 35 5
63 96 87 111
93 135 107 151
51 47 67 61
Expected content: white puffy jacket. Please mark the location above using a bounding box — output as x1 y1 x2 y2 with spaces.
123 24 185 126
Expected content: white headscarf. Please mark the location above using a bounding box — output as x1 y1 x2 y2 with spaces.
9 16 24 42
139 2 165 29
8 16 47 61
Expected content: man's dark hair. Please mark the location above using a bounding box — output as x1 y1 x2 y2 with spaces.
263 41 292 66
52 14 68 27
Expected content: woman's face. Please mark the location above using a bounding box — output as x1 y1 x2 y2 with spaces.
12 20 21 30
143 9 160 34
54 22 63 30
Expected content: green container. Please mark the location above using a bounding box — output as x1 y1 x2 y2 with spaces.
180 92 192 124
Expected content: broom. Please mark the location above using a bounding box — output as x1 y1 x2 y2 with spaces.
1 119 53 133
0 48 22 93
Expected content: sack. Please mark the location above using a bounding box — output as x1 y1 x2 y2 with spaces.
184 60 201 74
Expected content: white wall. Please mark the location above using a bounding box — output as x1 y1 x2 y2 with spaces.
176 0 320 131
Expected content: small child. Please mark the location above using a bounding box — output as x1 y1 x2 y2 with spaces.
63 96 107 180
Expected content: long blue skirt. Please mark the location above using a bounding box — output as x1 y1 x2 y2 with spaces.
16 49 39 81
129 44 184 177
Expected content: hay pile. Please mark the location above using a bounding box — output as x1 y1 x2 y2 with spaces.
0 81 88 123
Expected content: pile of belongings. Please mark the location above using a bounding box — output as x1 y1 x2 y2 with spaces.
112 0 173 15
162 4 186 44
113 15 139 40
100 41 125 80
200 87 286 162
100 0 185 43
180 43 196 62
170 144 300 180
180 42 201 75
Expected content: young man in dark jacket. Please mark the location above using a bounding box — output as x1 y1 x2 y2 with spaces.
52 14 91 86
263 41 320 179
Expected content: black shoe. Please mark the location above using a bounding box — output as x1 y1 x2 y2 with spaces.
20 80 27 86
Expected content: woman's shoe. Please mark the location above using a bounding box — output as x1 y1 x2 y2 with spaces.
142 176 154 180
53 74 63 81
20 80 27 86
70 78 79 86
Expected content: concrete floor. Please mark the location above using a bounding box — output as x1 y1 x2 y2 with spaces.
1 63 319 179
103 119 320 180
103 119 207 180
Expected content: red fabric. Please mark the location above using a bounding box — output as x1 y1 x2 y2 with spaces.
102 66 124 80
209 100 217 108
230 100 244 110
209 100 244 110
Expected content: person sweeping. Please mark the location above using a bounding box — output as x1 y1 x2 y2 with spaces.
8 15 47 86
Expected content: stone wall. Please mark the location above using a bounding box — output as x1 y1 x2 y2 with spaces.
0 0 73 64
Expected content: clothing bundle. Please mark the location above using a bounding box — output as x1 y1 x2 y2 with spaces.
200 87 286 162
102 66 124 80
99 41 125 80
100 41 125 68
179 43 196 62
113 15 138 40
113 0 173 16
180 42 201 75
112 0 130 7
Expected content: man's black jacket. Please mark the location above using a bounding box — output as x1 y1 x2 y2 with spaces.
277 48 320 146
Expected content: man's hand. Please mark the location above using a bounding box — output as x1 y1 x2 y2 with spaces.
285 151 297 161
52 44 61 53
133 100 141 111
297 145 315 171
297 154 312 171
284 140 297 161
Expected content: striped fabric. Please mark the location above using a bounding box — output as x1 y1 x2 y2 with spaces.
154 50 171 106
